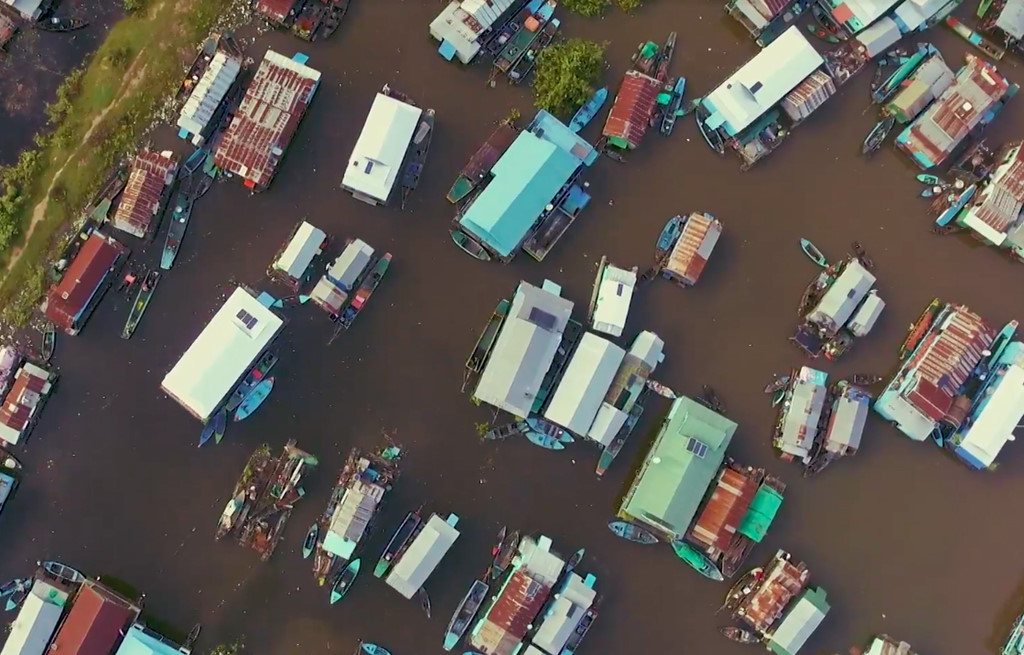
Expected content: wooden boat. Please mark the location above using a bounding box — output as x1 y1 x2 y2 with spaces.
319 0 350 39
595 403 644 477
850 374 883 386
672 540 724 581
443 579 489 651
199 422 217 448
303 523 318 559
467 299 511 373
509 18 559 84
862 115 895 156
526 417 572 443
0 578 28 600
935 184 976 227
491 529 520 580
872 44 932 104
40 560 85 585
193 174 213 199
5 579 31 611
654 31 677 82
567 547 585 570
646 379 677 399
418 587 432 618
493 0 555 74
978 0 994 17
700 384 724 414
696 104 726 155
899 299 942 360
660 77 687 136
212 409 227 444
234 376 275 422
360 644 391 655
183 148 207 175
184 624 202 650
719 567 764 613
483 0 545 55
1003 612 1024 655
800 239 827 268
337 254 391 330
763 375 790 394
36 16 88 32
561 607 597 655
525 430 566 450
450 230 492 262
484 421 527 440
122 270 160 339
492 526 507 557
40 323 55 363
569 87 609 134
400 111 434 210
805 24 840 43
161 193 193 270
330 558 360 604
374 509 422 577
720 627 760 644
917 173 943 185
447 123 518 203
656 215 685 260
607 520 658 545
946 16 1006 60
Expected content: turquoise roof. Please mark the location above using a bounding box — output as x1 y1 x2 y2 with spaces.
459 133 580 257
115 624 184 655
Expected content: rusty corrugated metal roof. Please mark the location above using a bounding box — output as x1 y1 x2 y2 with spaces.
690 466 758 552
49 582 137 655
45 232 125 333
602 71 660 150
739 555 808 633
473 570 551 655
256 0 300 23
0 365 51 435
111 150 176 239
972 143 1024 233
665 212 722 284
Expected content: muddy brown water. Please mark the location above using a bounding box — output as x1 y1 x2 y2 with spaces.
2 2 1024 654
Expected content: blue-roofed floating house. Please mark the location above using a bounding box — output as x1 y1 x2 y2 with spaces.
114 623 190 655
457 111 596 263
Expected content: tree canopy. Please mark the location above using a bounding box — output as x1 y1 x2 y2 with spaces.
532 39 606 120
561 0 610 16
615 0 643 11
208 640 245 655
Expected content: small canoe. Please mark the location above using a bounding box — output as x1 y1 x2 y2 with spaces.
772 389 786 406
672 540 724 581
607 520 659 545
526 417 571 443
0 578 28 600
184 624 202 650
330 558 360 604
569 87 608 134
198 422 216 448
862 115 895 156
122 270 160 339
40 323 55 363
800 239 828 268
978 0 994 17
850 374 883 386
492 526 507 558
720 626 760 644
183 148 207 175
450 230 492 262
484 421 527 440
212 409 227 444
234 376 274 422
646 379 678 399
40 560 84 585
917 173 943 185
567 547 585 570
5 579 31 611
303 523 318 559
419 587 432 619
374 509 422 578
194 174 213 199
444 579 489 651
525 430 565 450
763 375 790 394
656 215 685 260
696 105 726 156
360 644 391 655
36 16 88 32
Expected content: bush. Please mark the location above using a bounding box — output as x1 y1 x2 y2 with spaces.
561 0 610 16
615 0 643 10
122 0 149 12
209 640 244 655
532 39 606 120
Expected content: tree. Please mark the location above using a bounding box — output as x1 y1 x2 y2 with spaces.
561 0 610 16
532 39 606 120
615 0 643 11
208 640 244 655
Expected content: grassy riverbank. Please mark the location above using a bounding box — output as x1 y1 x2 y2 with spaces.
0 0 244 327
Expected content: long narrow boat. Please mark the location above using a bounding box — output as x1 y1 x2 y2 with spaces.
898 298 942 360
0 578 29 600
212 409 227 444
319 0 350 39
567 547 585 570
935 183 976 226
360 644 391 655
225 353 277 413
418 588 432 618
718 566 764 613
646 379 677 399
862 115 895 156
872 44 932 104
303 524 318 559
672 540 725 581
660 77 687 136
199 422 217 448
183 148 207 175
447 123 519 203
443 579 489 651
337 254 391 330
720 627 760 644
40 560 85 585
467 299 511 372
483 0 545 56
40 323 55 363
525 430 565 450
484 421 527 440
5 580 31 611
450 230 492 261
946 16 1006 60
763 375 790 394
695 104 726 155
490 529 520 580
400 112 434 210
493 1 556 74
330 558 360 604
595 402 644 476
122 270 160 339
607 520 658 544
800 239 828 268
978 0 994 18
508 18 559 84
374 509 422 578
654 31 677 82
569 87 609 134
1003 612 1024 655
562 608 597 655
36 16 88 32
526 417 572 443
161 193 193 270
234 376 275 422
656 215 685 260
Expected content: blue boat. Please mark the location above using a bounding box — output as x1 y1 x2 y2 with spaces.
234 376 275 422
525 430 565 450
198 422 216 448
212 409 227 444
659 77 687 136
935 184 976 226
872 44 933 104
361 644 391 655
569 87 608 134
183 148 207 175
4 579 31 611
526 417 573 443
656 215 685 259
0 578 28 601
161 193 193 270
606 520 658 544
330 558 360 604
1003 612 1024 655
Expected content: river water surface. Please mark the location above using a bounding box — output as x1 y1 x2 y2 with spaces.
1 2 1023 654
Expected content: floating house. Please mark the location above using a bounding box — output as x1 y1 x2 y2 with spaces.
342 90 425 206
794 258 882 359
819 0 901 33
44 231 127 336
176 50 243 145
726 0 809 46
256 0 301 26
473 281 574 418
269 221 328 289
956 140 1024 260
214 49 321 191
806 381 870 474
0 578 70 655
49 580 140 655
311 238 375 317
385 512 460 599
864 635 918 655
896 55 1015 170
161 287 285 422
662 212 723 287
875 302 995 441
774 366 828 463
766 586 830 655
544 333 625 439
0 360 57 446
111 150 178 239
686 464 758 570
735 549 810 635
588 258 636 338
981 0 1024 50
602 70 661 153
0 466 15 517
885 51 954 124
618 395 737 540
114 623 191 655
430 0 519 64
322 454 391 560
2 0 44 20
946 341 1024 470
527 569 597 655
470 535 566 655
458 111 596 262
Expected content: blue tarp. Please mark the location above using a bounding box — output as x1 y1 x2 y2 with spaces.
438 40 457 61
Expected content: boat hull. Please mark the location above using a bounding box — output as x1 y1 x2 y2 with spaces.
607 520 658 544
234 377 275 422
569 88 609 133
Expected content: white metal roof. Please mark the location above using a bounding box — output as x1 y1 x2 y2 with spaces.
429 0 517 64
544 333 625 437
587 403 628 446
273 221 327 280
531 573 596 655
324 479 385 559
4 0 44 20
591 264 636 338
161 288 284 421
703 27 823 136
0 591 64 655
386 514 459 599
807 259 876 333
840 0 901 27
956 360 1024 468
342 93 422 203
874 390 936 441
848 291 885 337
177 51 242 138
628 330 666 369
997 0 1024 39
768 590 829 654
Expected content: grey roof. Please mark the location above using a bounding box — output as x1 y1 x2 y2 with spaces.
628 330 666 369
778 379 828 460
386 514 459 599
997 0 1024 39
847 291 885 337
327 239 374 290
530 574 596 655
544 333 625 436
177 52 242 138
768 588 829 655
824 386 870 453
475 282 574 418
807 260 876 334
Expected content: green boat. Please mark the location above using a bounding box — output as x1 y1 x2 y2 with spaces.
978 0 994 17
467 299 511 373
121 270 160 339
446 123 518 204
672 540 724 581
330 558 360 604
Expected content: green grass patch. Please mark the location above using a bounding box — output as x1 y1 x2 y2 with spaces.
0 0 241 327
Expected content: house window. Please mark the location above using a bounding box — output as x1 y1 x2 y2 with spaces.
685 437 708 459
236 309 258 330
528 307 557 330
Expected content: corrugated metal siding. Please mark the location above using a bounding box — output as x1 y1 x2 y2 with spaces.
690 467 757 551
666 213 722 284
602 71 660 149
256 0 299 23
111 150 176 238
45 233 125 332
740 557 808 633
474 570 551 655
49 583 136 655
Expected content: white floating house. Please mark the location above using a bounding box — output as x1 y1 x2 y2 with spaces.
590 261 637 338
430 0 518 64
342 91 423 206
269 221 328 289
0 578 69 655
544 332 626 439
528 571 598 655
310 238 375 317
386 513 460 599
161 287 285 421
176 50 242 145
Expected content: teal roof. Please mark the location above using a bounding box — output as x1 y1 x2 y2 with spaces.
115 624 185 655
738 484 783 542
459 132 580 257
620 396 737 538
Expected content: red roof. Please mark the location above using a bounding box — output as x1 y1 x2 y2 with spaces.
665 212 723 285
481 570 550 646
49 583 137 655
214 50 320 190
45 232 125 333
602 71 660 150
111 150 176 238
971 143 1024 233
256 0 300 23
739 555 808 632
690 467 758 552
0 364 52 437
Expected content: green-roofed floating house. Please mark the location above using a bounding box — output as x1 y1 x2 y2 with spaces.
766 586 830 655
